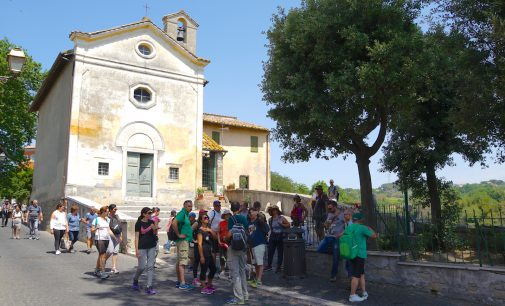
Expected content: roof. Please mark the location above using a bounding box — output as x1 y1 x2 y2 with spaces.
69 18 210 66
203 133 226 152
30 51 74 112
203 113 269 132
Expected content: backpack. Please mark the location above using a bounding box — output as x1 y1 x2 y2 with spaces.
109 216 122 235
230 215 247 251
339 225 358 260
167 217 179 241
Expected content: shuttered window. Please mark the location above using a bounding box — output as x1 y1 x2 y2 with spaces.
250 136 258 153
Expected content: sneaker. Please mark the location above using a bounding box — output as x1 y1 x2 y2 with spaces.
70 249 76 253
208 285 216 291
175 281 180 288
179 283 194 290
248 280 257 288
132 282 140 291
145 287 156 295
99 272 110 279
111 267 119 274
225 298 245 305
35 237 40 240
349 294 365 302
201 287 212 295
329 276 337 282
264 266 272 272
192 278 201 286
28 236 33 240
94 269 100 276
55 250 61 255
362 292 368 300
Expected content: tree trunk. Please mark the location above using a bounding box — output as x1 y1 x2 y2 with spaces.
356 155 377 228
426 164 443 249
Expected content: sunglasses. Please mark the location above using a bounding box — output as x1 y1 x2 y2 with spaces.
146 211 153 214
203 216 209 219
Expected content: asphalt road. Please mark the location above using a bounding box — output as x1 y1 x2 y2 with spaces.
0 225 307 306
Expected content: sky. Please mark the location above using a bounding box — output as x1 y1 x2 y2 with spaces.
1 0 504 189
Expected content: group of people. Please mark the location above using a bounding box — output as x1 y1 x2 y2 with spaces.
2 199 44 240
4 178 376 303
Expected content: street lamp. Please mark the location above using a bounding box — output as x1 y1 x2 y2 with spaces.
0 48 26 83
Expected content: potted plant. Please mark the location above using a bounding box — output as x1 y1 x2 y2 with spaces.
196 187 204 200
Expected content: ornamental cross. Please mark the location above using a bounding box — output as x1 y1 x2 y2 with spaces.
144 3 150 16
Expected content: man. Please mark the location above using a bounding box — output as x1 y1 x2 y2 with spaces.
247 208 269 288
172 200 194 290
239 202 249 218
84 207 98 253
316 200 345 281
26 200 43 239
344 213 378 302
225 202 249 305
2 200 10 227
208 200 222 273
106 204 122 274
164 210 177 254
328 179 340 201
312 185 328 242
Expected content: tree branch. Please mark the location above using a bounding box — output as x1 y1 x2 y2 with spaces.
367 108 388 157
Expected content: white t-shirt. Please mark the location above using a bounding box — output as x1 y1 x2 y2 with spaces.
208 210 222 232
94 217 110 241
12 211 23 224
50 210 67 230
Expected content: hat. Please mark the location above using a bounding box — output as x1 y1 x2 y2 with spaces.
221 209 231 218
199 209 208 215
293 194 301 200
213 200 221 206
352 213 363 221
328 199 338 207
188 212 197 218
267 204 281 213
315 185 323 190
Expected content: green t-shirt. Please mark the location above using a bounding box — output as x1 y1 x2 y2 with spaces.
343 223 373 259
175 210 193 242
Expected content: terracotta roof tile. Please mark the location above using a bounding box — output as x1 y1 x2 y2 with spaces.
203 113 269 132
203 133 226 152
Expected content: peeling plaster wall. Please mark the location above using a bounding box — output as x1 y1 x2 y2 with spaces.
64 28 204 206
204 124 270 191
31 63 74 225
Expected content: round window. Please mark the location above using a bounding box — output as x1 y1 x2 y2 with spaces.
133 88 151 103
138 44 152 56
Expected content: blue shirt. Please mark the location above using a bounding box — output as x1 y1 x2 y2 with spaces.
85 212 97 229
248 220 269 247
67 213 81 231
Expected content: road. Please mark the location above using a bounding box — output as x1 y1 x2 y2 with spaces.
0 225 307 306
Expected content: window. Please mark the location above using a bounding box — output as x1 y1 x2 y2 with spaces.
169 167 179 181
98 162 109 176
133 88 151 103
138 44 152 56
250 136 258 153
239 175 249 189
212 131 220 144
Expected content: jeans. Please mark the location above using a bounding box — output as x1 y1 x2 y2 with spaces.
267 237 283 268
53 229 65 251
228 248 248 301
317 236 345 278
29 219 39 238
133 247 156 287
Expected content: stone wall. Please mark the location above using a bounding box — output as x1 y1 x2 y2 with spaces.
306 249 505 305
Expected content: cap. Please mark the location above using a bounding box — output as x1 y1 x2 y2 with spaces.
188 212 197 218
328 199 338 207
352 213 363 221
199 209 208 215
213 200 221 206
221 209 231 217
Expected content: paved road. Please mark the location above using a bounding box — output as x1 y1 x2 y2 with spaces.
0 225 306 306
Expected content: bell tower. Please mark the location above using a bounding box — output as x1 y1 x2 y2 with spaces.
163 10 199 54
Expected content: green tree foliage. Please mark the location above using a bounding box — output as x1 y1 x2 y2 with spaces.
310 180 328 194
0 167 33 203
0 39 44 188
381 28 495 227
262 0 423 225
270 171 310 195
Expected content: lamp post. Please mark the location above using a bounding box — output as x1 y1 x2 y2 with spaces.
0 48 26 83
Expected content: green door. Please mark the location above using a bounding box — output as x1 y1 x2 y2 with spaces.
126 152 153 197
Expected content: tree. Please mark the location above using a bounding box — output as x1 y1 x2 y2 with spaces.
271 171 310 194
381 28 495 229
0 39 44 189
0 166 34 203
262 0 423 225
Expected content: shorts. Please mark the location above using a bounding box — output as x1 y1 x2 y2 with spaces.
176 240 189 266
13 223 21 230
86 228 93 239
252 244 266 266
95 239 109 255
107 236 120 254
69 231 79 242
350 257 365 278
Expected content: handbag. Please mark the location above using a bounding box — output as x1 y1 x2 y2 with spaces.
61 233 71 250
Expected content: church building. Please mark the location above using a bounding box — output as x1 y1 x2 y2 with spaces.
29 11 270 209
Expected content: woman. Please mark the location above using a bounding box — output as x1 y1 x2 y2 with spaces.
197 213 218 294
92 206 115 279
11 205 23 239
217 210 231 278
247 208 269 288
290 195 308 227
265 205 290 273
50 202 69 255
67 204 82 253
132 207 158 295
151 207 161 260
